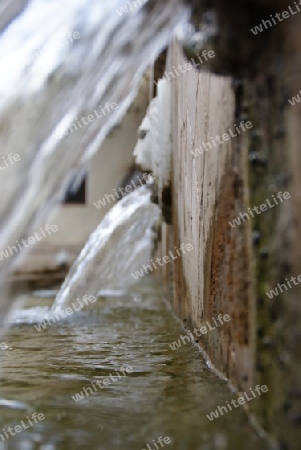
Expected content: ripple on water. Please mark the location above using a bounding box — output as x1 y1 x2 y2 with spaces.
0 280 270 450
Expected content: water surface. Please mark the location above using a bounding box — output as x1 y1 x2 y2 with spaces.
0 280 269 450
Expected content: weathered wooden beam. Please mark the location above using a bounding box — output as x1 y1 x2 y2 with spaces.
159 2 301 447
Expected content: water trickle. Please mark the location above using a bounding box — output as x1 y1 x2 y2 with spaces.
52 185 160 312
0 0 188 327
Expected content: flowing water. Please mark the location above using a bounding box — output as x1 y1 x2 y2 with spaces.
0 280 270 450
0 2 274 449
52 184 161 312
0 0 187 326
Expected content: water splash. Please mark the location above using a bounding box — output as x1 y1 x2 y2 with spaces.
0 0 188 327
52 185 160 312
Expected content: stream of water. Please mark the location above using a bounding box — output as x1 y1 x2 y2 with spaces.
52 184 161 312
0 0 187 327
